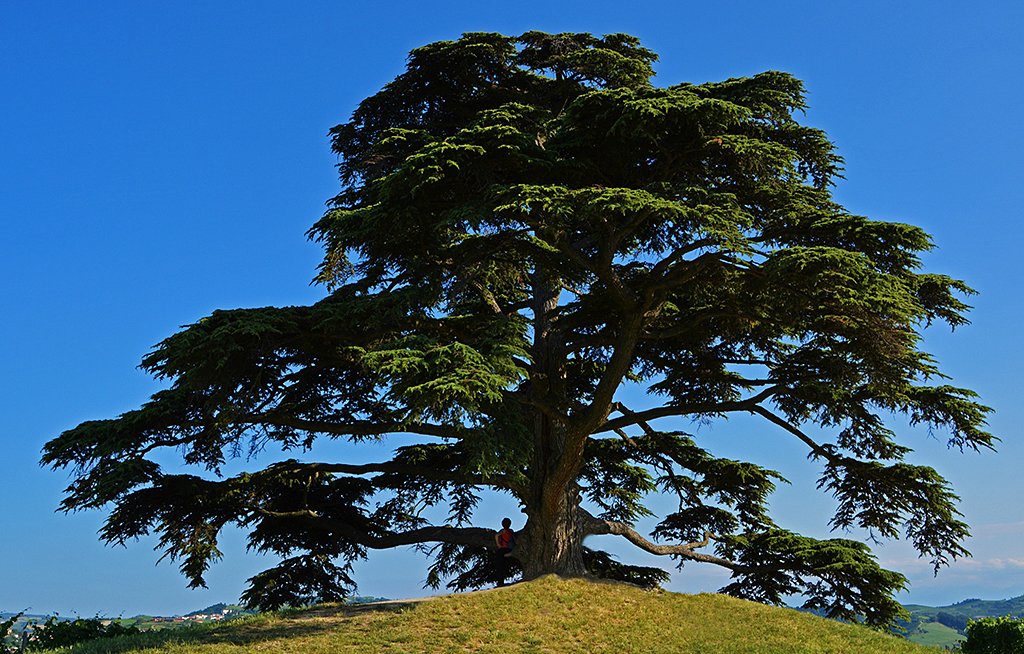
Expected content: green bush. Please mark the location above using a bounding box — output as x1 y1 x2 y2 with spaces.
28 616 139 651
1 613 23 654
962 615 1024 653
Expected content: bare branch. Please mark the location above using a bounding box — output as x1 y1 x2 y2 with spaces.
610 418 691 508
561 282 586 297
134 435 198 458
555 240 635 310
520 394 572 427
611 402 656 435
596 387 778 434
550 314 647 492
749 405 840 464
584 514 739 570
648 238 717 280
356 525 497 549
472 281 504 315
646 250 728 295
613 427 638 447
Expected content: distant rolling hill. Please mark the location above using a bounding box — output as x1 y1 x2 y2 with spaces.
900 594 1024 648
905 594 1024 619
1 613 48 620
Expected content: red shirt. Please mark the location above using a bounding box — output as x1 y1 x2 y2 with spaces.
496 528 515 549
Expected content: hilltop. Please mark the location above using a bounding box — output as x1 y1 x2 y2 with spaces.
905 593 1024 620
35 576 931 654
900 594 1024 648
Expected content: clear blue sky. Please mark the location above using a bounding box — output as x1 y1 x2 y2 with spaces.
2 0 1022 616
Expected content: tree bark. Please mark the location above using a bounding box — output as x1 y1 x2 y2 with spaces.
521 259 587 578
520 476 587 578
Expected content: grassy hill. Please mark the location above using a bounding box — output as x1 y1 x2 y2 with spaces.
905 620 964 648
37 576 933 654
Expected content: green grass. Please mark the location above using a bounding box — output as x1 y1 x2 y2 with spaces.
905 621 965 648
44 576 935 654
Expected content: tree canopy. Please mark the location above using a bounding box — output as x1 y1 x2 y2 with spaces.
43 31 993 628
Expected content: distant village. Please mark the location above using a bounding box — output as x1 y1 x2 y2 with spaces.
129 607 241 626
121 604 252 629
5 597 393 637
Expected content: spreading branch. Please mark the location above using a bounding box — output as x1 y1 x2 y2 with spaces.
245 415 460 440
582 511 738 569
596 387 779 434
260 510 497 550
750 406 840 463
274 460 526 494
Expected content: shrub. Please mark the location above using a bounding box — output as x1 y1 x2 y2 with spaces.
1 613 23 654
27 616 139 651
962 615 1024 654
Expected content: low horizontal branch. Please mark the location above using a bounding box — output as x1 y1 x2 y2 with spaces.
586 516 740 570
259 510 496 550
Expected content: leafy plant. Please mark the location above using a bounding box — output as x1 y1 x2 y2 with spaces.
27 616 140 651
1 613 24 654
962 615 1024 654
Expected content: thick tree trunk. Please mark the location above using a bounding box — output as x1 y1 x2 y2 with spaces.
520 478 587 578
522 257 588 578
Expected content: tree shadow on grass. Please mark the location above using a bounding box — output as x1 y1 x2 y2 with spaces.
55 602 421 654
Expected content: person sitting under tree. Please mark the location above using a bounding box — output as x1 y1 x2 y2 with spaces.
495 517 516 554
494 517 516 586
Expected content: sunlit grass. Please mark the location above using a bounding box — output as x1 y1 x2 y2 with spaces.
906 621 965 648
47 576 934 653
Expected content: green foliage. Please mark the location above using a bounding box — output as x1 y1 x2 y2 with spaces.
1 612 23 654
42 30 992 627
241 554 355 612
717 530 908 628
27 616 140 651
963 616 1024 654
819 459 970 572
582 548 671 589
425 543 523 591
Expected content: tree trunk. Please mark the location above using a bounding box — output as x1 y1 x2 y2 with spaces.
522 255 587 578
520 477 587 579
